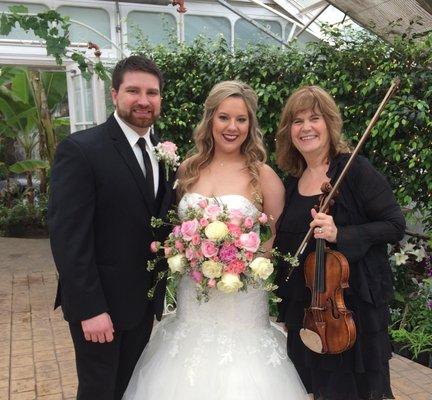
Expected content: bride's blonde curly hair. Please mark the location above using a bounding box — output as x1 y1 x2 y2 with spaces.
178 80 267 200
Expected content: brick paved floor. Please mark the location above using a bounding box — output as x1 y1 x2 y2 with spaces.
0 237 431 400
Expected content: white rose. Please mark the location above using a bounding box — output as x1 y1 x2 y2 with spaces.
249 257 274 280
201 260 223 279
394 251 409 266
217 273 243 293
167 254 186 273
204 221 229 241
410 247 426 262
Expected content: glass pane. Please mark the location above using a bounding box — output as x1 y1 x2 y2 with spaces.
127 11 176 47
234 19 282 49
295 29 320 48
0 2 48 40
72 75 83 123
295 0 324 8
56 6 111 49
185 15 231 45
83 77 94 123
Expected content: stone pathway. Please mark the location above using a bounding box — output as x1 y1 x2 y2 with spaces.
0 237 431 399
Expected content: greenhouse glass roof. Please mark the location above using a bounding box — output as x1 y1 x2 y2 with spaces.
263 0 432 39
101 0 432 40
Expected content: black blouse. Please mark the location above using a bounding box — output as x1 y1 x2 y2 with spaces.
274 153 406 322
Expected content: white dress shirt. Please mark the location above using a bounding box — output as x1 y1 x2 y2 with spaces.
114 111 159 196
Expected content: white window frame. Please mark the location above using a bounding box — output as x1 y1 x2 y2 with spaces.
66 63 106 133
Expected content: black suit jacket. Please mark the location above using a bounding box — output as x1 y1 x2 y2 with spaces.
48 115 175 329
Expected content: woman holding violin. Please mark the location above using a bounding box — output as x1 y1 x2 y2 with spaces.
274 85 405 400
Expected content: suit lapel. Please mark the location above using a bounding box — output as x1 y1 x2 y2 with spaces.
108 116 157 215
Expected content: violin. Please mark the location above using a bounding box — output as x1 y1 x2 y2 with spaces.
300 183 356 354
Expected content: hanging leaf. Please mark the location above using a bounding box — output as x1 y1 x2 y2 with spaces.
11 70 30 104
9 160 49 174
9 5 29 14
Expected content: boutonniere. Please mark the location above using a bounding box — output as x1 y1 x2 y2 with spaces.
153 141 180 181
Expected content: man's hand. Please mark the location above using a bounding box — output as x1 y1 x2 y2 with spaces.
81 312 114 343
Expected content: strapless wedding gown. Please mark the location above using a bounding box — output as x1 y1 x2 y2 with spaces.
123 193 307 400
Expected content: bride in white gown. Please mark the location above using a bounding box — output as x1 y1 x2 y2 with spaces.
123 81 307 400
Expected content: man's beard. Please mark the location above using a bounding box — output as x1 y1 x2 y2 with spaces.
117 106 159 130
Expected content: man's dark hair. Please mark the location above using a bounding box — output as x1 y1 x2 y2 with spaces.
111 55 164 92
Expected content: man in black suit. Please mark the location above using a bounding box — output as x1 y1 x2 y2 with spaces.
48 56 175 400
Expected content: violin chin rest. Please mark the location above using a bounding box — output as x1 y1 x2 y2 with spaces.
300 328 323 354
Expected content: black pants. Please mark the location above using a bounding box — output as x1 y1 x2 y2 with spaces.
69 312 154 400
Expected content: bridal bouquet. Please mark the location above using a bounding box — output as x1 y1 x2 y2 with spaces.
148 198 275 301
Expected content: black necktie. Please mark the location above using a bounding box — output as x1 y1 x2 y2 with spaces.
137 137 155 200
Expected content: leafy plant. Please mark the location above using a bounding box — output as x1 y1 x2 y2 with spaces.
0 193 48 237
389 238 432 362
390 327 432 361
0 5 108 80
0 66 68 202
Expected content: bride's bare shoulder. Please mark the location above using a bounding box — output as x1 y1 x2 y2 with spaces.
258 163 282 182
258 164 284 193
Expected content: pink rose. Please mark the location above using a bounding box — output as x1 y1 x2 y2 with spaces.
175 240 185 252
227 223 242 238
198 198 208 209
218 244 238 263
204 204 221 221
201 240 218 258
164 246 173 257
185 247 195 260
229 209 244 226
245 251 254 262
258 213 268 224
160 141 177 156
226 260 246 274
208 278 216 288
150 241 160 253
239 232 260 252
191 269 203 283
234 239 242 248
190 259 198 268
199 217 209 227
181 219 199 241
192 234 201 246
243 217 254 229
173 225 181 237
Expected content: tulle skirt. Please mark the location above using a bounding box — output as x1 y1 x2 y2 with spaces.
123 313 308 399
